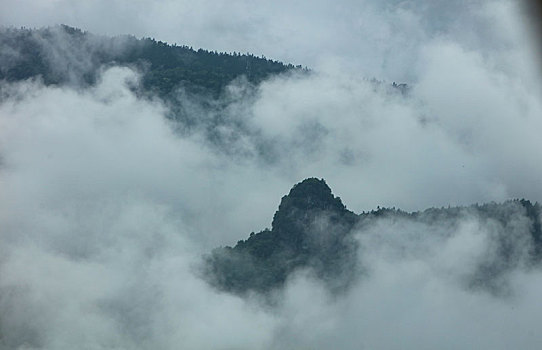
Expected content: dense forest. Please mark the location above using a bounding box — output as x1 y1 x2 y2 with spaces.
0 25 306 98
0 25 409 141
205 178 542 296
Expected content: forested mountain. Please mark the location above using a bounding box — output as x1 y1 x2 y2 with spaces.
0 25 304 97
205 178 359 294
205 178 542 296
0 25 409 142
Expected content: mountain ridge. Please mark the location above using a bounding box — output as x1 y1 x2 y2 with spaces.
0 24 305 98
204 178 542 296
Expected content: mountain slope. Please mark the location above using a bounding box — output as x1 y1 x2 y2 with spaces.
0 25 303 97
205 178 542 296
204 178 359 294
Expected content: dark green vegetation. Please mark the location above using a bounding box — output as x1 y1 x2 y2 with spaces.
0 25 304 98
205 178 542 296
205 178 359 295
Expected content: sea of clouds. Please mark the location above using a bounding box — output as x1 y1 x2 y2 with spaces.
1 0 542 348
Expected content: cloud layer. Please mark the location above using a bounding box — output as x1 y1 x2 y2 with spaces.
1 0 542 349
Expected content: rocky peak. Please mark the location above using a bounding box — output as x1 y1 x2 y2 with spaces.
204 178 359 295
272 178 347 232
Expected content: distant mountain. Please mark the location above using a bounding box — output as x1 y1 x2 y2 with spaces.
205 178 359 295
0 25 408 142
0 25 304 97
204 178 542 296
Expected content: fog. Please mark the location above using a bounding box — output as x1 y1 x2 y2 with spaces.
1 0 542 349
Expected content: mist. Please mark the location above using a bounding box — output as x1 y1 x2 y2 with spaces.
2 0 542 349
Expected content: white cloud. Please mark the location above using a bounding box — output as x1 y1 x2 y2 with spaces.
1 0 542 348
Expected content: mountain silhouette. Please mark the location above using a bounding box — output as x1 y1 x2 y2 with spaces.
204 178 359 295
204 178 542 296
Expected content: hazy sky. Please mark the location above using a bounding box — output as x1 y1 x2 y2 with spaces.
1 0 539 81
1 1 542 349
